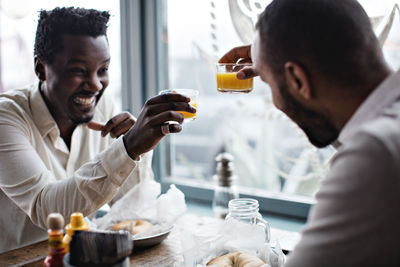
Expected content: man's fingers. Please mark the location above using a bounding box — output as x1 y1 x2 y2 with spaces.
102 113 135 137
160 123 182 136
146 102 196 116
109 119 136 138
88 121 104 131
218 45 252 63
150 110 185 126
146 93 190 106
169 123 182 133
237 67 258 79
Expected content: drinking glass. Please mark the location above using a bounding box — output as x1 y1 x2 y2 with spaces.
158 89 199 122
216 63 254 93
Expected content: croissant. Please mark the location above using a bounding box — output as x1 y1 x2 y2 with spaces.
111 219 153 235
207 251 265 267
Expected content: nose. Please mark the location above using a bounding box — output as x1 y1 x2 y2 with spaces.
83 74 103 93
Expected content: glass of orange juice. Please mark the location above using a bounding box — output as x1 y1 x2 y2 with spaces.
216 63 254 93
158 89 199 122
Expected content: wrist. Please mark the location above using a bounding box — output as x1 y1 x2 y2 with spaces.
122 135 140 160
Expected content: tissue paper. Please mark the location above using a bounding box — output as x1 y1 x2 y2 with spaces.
92 178 187 237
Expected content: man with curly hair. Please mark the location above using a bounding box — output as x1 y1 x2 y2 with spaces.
0 7 194 252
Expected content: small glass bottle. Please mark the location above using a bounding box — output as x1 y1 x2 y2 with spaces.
44 213 65 267
225 198 270 242
212 152 239 219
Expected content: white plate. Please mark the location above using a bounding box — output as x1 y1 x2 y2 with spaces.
132 226 173 248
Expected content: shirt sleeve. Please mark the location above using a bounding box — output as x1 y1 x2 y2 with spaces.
108 150 154 206
0 106 141 229
96 91 155 206
284 129 400 267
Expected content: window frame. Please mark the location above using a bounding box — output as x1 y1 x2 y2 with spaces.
120 0 311 220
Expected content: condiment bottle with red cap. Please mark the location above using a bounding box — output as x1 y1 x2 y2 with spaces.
44 213 65 267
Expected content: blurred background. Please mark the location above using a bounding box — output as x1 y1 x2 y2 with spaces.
1 0 399 216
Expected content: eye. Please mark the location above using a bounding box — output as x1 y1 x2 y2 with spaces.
68 68 86 74
99 67 109 75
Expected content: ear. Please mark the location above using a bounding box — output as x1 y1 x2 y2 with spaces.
34 56 46 81
284 62 312 100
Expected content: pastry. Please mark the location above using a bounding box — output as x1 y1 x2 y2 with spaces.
111 219 154 235
207 251 265 267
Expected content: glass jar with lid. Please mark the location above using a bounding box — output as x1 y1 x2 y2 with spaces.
225 198 270 242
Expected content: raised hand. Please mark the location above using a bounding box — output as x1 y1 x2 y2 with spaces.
122 93 196 160
88 112 136 138
219 45 258 79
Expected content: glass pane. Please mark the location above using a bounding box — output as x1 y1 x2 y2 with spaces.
164 0 334 201
0 0 121 109
359 0 400 70
164 0 400 201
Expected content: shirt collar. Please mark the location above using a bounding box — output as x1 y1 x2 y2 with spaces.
338 69 400 145
30 83 58 138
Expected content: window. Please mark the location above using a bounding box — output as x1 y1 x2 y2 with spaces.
121 0 400 219
0 0 121 109
152 0 400 217
362 0 400 70
160 0 332 217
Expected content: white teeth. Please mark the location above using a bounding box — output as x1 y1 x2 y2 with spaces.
74 96 95 105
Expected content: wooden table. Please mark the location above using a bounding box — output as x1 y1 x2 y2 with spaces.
0 231 181 267
0 216 300 266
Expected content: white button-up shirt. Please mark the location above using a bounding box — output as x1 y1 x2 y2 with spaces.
0 84 153 253
285 70 400 266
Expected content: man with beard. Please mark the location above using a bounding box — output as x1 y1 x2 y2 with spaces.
220 0 400 266
0 7 195 252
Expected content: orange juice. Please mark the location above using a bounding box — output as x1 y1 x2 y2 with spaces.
178 103 197 120
216 73 253 93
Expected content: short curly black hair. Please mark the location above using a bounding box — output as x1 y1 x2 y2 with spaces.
256 0 382 88
34 7 110 64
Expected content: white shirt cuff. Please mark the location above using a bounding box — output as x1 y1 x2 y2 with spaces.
101 136 141 186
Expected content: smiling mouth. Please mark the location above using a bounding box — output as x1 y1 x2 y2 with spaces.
73 95 96 105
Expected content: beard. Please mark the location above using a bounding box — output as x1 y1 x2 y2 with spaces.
277 80 339 148
67 106 95 125
70 115 93 125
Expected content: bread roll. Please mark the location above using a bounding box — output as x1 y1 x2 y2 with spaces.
236 252 265 267
207 251 265 267
111 219 153 235
207 252 239 266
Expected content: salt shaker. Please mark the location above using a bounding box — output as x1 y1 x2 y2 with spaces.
212 152 239 219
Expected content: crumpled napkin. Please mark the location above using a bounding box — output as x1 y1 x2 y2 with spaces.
91 178 187 236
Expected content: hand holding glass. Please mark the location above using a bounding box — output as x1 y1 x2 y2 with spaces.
216 63 254 93
158 89 199 122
